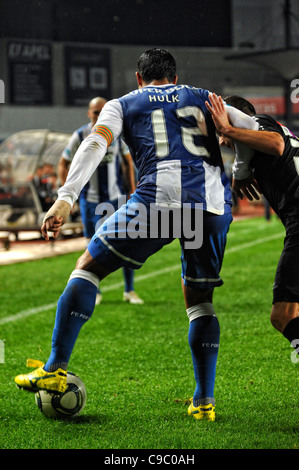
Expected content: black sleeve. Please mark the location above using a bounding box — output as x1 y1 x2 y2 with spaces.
254 114 284 136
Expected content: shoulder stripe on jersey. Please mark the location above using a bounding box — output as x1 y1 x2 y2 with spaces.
91 125 113 146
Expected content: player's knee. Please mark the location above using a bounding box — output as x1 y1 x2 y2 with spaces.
186 302 216 323
183 285 213 308
75 249 110 280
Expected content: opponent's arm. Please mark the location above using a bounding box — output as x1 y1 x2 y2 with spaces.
206 93 285 156
206 93 257 182
205 93 282 201
226 127 284 156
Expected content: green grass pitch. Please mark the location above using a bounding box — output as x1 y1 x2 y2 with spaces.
0 216 298 449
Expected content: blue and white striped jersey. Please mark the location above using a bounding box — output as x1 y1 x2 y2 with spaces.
116 84 231 214
58 85 233 215
62 122 127 203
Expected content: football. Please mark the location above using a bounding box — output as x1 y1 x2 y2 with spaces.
35 372 87 419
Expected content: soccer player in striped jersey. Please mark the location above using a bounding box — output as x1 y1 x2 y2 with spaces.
15 49 253 420
206 93 299 357
58 97 143 305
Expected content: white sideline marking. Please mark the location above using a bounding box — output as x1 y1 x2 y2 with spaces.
0 303 58 326
0 231 283 326
225 232 283 253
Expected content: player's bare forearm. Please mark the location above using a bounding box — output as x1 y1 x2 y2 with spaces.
222 127 284 157
205 92 231 135
206 93 284 156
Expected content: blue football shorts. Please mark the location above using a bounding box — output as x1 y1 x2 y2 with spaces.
88 192 233 290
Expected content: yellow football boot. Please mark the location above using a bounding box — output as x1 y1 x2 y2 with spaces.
188 397 216 421
15 359 67 394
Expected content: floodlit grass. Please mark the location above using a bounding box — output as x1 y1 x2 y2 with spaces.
0 216 298 450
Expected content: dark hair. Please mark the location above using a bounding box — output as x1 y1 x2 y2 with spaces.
136 48 176 84
224 95 256 116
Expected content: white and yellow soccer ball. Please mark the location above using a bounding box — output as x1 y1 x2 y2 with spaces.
35 372 87 419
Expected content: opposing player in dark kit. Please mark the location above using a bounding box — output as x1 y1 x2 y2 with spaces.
206 93 299 355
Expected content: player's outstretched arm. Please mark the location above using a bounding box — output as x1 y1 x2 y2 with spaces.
206 93 284 156
205 93 231 134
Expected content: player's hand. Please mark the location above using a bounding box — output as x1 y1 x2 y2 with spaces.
205 93 231 135
232 176 261 201
40 199 71 240
41 215 64 240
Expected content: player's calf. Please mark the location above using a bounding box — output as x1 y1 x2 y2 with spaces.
270 301 299 332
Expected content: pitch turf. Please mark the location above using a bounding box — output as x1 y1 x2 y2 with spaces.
0 216 298 450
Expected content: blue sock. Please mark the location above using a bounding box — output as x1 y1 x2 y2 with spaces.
123 267 134 292
188 315 220 405
44 274 98 372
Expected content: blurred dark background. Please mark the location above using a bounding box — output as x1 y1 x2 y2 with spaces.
0 0 299 139
0 0 232 47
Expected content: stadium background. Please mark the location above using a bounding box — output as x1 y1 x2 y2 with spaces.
0 0 299 140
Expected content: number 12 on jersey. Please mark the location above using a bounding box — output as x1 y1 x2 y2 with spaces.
151 106 210 158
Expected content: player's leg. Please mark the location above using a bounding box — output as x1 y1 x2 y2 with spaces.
271 302 299 358
271 302 299 334
15 194 169 393
43 250 110 373
270 231 299 350
105 199 144 304
79 196 95 241
15 198 125 393
122 267 134 292
183 285 219 421
122 267 144 304
270 302 299 352
84 200 103 303
181 211 232 420
15 250 112 393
